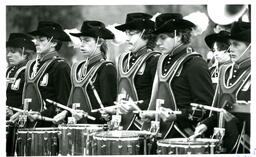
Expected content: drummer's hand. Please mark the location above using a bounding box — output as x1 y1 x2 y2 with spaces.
6 108 14 117
221 109 235 122
140 111 154 123
71 109 85 121
194 124 207 136
102 106 117 114
9 111 21 122
115 100 134 114
53 110 68 124
100 110 111 121
159 107 176 122
27 112 40 122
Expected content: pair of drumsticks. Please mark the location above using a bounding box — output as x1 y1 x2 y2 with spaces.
7 106 55 123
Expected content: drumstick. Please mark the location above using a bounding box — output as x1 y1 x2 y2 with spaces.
190 103 223 112
122 100 142 112
187 132 202 141
7 106 38 114
89 81 105 109
46 99 96 121
91 105 118 113
37 115 55 122
114 100 144 111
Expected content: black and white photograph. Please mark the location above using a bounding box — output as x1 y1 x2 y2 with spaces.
3 1 254 156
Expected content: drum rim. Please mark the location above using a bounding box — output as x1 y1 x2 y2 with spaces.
93 130 152 140
93 136 140 141
58 124 105 128
17 130 60 133
158 138 219 143
17 127 59 131
17 127 60 133
157 138 219 148
157 143 214 148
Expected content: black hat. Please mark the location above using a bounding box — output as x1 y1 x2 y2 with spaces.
70 21 114 40
154 13 196 34
29 21 71 41
205 31 230 49
115 13 155 32
6 33 36 52
155 13 183 30
228 21 250 42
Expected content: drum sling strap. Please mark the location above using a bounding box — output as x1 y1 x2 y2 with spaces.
216 63 251 109
215 63 250 152
142 52 201 139
6 65 26 98
7 65 26 85
118 51 159 130
22 58 57 127
68 60 106 114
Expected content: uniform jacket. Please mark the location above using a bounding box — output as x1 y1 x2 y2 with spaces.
6 61 27 109
24 51 71 127
68 54 117 124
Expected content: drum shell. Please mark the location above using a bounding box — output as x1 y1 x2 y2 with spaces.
16 128 59 156
157 138 218 154
6 124 17 156
58 124 105 155
92 130 152 155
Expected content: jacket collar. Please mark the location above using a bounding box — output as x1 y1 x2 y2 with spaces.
39 51 59 62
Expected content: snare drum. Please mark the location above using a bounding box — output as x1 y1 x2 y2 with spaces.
157 138 219 154
58 124 105 155
16 128 60 156
92 130 152 155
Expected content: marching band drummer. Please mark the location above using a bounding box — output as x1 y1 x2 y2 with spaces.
23 21 72 127
204 31 231 89
6 33 36 156
53 20 117 124
195 21 251 153
140 13 214 139
110 12 160 130
6 33 36 116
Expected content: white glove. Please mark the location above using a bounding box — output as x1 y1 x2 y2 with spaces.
53 110 68 124
194 124 208 135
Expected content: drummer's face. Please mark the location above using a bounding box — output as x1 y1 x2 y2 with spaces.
80 36 99 58
212 42 230 64
125 30 147 53
34 36 54 54
7 47 26 66
229 39 250 62
156 33 178 54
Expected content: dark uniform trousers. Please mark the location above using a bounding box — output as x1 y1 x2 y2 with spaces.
67 54 117 124
23 51 71 127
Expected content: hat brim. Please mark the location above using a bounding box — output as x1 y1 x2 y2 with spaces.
154 19 195 34
115 19 155 32
228 30 251 43
6 39 36 51
29 28 71 41
70 28 114 40
205 34 229 49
